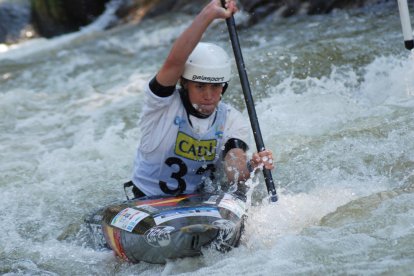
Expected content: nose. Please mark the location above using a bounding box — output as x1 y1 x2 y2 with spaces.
203 85 221 100
204 89 213 100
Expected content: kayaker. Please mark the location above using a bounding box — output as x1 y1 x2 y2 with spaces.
129 0 274 198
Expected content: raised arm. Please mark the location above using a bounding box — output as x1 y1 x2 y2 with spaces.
155 0 238 88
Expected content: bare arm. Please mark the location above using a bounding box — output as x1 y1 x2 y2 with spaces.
224 148 250 183
224 148 275 184
155 0 237 88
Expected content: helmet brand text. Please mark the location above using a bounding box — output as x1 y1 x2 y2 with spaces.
192 75 224 82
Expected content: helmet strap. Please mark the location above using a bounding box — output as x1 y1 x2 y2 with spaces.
222 82 228 94
179 88 210 119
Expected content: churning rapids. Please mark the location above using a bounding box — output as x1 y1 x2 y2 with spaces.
1 2 414 275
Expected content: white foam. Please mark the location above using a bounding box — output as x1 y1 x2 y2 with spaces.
1 4 414 275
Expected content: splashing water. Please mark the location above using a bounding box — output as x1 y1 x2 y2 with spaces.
1 2 414 275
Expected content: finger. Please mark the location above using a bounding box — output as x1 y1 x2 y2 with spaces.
218 0 228 9
259 151 272 158
228 1 238 11
222 0 237 14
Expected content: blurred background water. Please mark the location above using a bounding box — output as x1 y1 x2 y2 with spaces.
1 1 414 275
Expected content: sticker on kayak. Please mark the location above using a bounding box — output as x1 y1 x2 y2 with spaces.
218 194 246 218
136 204 158 214
145 226 175 247
205 195 219 205
111 207 150 232
153 206 221 225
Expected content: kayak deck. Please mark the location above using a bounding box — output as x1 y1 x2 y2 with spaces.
85 192 246 264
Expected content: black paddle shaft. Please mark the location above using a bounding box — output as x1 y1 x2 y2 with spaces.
220 1 277 202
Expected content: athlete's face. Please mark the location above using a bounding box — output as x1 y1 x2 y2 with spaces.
187 81 224 115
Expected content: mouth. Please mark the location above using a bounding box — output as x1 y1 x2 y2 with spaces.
192 103 215 115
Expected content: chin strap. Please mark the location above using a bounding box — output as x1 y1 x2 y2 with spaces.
222 82 228 94
178 83 228 119
179 88 210 119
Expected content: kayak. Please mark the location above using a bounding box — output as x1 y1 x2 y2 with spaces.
85 192 247 264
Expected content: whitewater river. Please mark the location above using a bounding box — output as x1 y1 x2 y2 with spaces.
1 2 414 275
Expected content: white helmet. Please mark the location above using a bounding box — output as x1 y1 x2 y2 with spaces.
182 42 231 83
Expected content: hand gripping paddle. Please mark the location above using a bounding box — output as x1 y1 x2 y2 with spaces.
220 0 278 202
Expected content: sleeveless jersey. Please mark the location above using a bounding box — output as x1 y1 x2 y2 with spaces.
133 102 227 196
